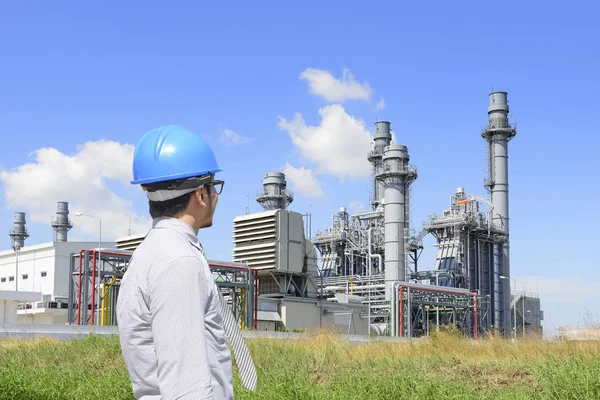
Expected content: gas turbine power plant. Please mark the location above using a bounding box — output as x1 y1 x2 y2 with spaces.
225 90 542 338
309 91 542 338
0 91 543 338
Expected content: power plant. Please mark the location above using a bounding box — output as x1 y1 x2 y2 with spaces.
311 91 536 338
0 91 543 339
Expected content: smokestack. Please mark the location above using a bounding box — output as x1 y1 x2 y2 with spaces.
368 121 392 210
51 201 73 242
9 212 29 250
377 144 417 300
482 91 516 336
256 172 294 211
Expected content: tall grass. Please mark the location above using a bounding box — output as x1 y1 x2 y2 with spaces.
1 329 599 399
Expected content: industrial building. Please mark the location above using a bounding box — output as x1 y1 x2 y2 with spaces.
0 203 114 323
230 172 367 333
312 91 543 338
0 91 543 340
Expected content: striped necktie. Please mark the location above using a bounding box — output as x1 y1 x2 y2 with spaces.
217 287 258 392
196 242 257 391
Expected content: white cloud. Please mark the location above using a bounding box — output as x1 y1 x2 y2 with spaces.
0 140 152 241
219 128 254 145
282 163 324 199
300 67 372 102
278 104 373 180
376 97 386 112
348 201 365 214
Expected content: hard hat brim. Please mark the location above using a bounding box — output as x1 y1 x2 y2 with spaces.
131 168 222 185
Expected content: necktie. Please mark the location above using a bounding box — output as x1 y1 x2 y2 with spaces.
197 241 257 392
217 287 258 392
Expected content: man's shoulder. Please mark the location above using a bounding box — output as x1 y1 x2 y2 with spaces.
137 228 199 258
133 229 207 276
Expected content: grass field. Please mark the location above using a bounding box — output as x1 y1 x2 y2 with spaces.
0 329 599 399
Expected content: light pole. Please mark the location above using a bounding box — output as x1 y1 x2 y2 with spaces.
75 212 102 326
12 243 20 292
522 294 525 338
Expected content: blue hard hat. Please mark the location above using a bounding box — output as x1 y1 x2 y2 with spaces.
131 125 222 185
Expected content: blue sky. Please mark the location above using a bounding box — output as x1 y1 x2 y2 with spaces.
1 1 598 337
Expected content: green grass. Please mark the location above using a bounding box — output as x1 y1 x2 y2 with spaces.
1 329 600 399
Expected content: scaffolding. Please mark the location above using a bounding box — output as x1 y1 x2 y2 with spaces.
67 249 258 329
392 283 479 339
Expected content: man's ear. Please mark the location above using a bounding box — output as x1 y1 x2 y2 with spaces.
195 187 208 207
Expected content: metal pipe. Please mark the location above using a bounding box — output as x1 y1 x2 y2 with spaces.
408 287 411 338
91 250 96 325
77 250 84 324
351 210 384 219
367 227 382 336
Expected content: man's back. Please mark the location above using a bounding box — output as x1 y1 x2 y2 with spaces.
116 217 233 400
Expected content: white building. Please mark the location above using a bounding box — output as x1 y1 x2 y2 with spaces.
0 290 42 323
0 240 114 324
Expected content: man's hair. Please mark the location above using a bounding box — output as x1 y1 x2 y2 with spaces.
147 191 194 219
143 176 212 219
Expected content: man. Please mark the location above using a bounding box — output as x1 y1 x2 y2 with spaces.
116 125 254 400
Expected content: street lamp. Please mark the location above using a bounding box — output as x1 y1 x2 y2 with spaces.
75 212 102 326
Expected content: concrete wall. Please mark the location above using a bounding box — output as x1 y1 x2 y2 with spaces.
256 320 277 331
17 311 68 325
0 300 17 323
280 300 322 331
279 300 369 335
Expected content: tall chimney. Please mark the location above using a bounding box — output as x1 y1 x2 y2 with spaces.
376 144 417 300
51 201 73 242
482 91 516 336
256 172 294 211
368 121 392 210
9 212 29 250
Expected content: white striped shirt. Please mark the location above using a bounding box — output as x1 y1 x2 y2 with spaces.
116 217 233 400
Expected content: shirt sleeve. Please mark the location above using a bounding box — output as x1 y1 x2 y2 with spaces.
147 255 215 399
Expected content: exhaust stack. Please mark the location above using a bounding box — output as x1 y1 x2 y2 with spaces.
9 212 29 250
256 172 294 211
51 201 73 242
482 91 517 335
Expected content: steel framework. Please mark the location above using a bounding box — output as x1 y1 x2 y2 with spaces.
392 283 479 339
67 249 258 329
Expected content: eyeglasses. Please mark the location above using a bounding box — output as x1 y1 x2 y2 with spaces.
209 180 224 195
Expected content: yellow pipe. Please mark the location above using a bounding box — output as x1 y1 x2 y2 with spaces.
101 284 106 326
239 288 246 330
101 276 116 326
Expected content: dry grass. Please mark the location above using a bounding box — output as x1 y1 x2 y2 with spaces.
0 329 599 399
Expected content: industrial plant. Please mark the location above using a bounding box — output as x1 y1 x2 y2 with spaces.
0 91 543 339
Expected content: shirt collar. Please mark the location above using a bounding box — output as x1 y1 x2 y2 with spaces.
151 217 205 255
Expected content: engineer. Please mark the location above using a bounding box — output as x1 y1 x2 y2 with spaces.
116 125 256 399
